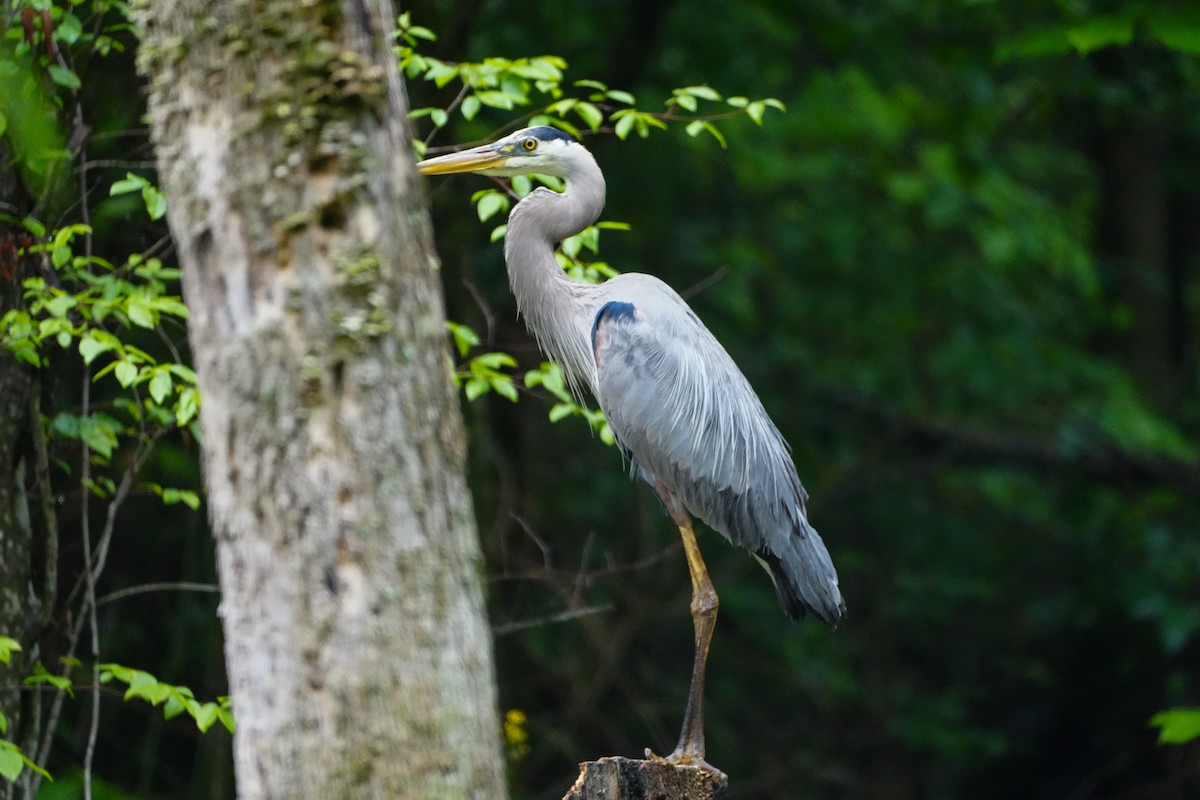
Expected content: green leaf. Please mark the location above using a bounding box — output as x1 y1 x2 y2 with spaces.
47 65 81 90
21 217 46 238
0 112 7 138
114 359 139 388
149 369 171 404
56 12 83 44
163 694 186 721
194 703 219 733
492 377 518 402
673 93 697 112
614 112 636 140
574 101 603 131
548 403 574 422
78 332 117 364
1150 709 1200 744
996 26 1069 61
1148 16 1200 55
0 711 6 736
160 487 202 510
471 351 517 370
217 704 235 733
0 636 21 664
168 363 198 383
461 94 480 120
126 293 156 328
43 293 75 317
176 387 200 427
142 185 167 220
685 120 727 148
81 415 121 458
475 191 509 222
151 296 189 319
110 174 145 196
24 662 73 697
446 321 480 357
598 420 615 445
682 85 721 101
1065 17 1133 55
124 670 171 704
463 377 488 401
0 741 24 782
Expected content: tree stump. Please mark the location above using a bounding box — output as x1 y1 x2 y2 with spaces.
563 756 727 799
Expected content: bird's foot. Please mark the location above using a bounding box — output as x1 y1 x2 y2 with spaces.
644 747 728 788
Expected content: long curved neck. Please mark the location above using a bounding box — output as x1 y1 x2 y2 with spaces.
504 152 607 392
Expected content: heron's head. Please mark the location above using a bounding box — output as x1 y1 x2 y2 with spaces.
416 126 581 179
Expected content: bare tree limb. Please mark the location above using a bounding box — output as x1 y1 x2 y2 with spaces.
822 387 1200 493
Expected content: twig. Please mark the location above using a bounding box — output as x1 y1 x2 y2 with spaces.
96 582 220 607
492 604 613 637
511 513 554 572
680 266 728 301
79 382 101 800
461 277 496 345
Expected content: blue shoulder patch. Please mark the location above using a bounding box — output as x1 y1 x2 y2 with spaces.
591 301 637 353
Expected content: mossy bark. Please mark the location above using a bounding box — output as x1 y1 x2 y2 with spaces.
0 315 32 800
0 152 35 800
134 1 506 797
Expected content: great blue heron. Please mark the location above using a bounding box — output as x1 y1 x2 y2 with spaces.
418 126 845 775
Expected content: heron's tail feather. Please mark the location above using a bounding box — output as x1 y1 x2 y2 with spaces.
756 513 845 626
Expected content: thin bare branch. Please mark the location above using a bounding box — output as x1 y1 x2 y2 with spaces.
96 582 220 607
492 604 614 637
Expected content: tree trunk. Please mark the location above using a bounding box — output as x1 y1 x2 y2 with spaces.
0 286 33 800
0 148 35 800
134 1 507 798
563 757 727 799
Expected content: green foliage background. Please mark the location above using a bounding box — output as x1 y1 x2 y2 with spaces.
415 1 1200 798
1 0 1198 798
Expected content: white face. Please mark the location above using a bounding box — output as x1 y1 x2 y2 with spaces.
475 129 576 178
416 126 580 179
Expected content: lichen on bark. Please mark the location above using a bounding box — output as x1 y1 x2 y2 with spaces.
134 0 507 797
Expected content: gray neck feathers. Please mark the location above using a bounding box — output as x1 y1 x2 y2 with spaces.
503 148 607 393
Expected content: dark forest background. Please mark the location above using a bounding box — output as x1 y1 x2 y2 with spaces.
2 0 1199 798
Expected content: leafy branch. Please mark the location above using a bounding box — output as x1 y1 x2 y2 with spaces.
396 12 785 151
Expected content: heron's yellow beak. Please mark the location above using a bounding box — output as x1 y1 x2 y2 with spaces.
416 145 509 175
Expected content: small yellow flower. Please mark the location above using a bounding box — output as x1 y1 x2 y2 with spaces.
504 708 531 762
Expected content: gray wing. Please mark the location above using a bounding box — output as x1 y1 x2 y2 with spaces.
590 282 845 625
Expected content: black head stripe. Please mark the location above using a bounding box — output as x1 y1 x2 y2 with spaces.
522 125 575 144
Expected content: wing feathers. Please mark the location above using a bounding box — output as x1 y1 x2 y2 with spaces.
592 280 845 624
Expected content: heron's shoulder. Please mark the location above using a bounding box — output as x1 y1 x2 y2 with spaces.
597 273 698 326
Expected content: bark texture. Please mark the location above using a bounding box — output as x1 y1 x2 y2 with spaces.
563 757 727 800
134 1 506 797
0 154 35 800
0 290 33 776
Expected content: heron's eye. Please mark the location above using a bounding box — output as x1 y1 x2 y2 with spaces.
522 138 537 151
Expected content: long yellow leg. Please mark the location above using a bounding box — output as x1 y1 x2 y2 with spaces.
645 506 725 782
670 518 719 766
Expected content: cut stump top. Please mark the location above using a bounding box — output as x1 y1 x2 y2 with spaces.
563 756 727 800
